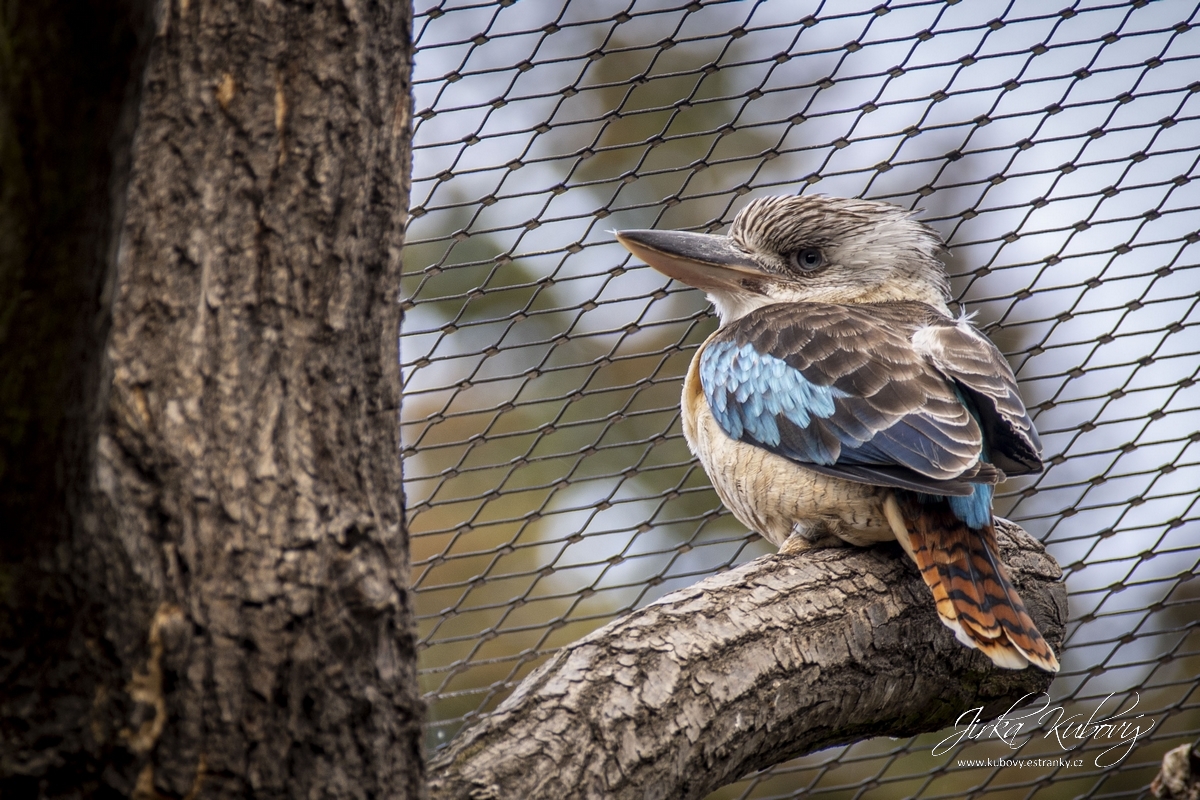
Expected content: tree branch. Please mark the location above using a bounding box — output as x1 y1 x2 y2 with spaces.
429 519 1066 800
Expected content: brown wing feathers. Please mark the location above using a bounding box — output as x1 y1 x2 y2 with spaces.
884 494 1059 672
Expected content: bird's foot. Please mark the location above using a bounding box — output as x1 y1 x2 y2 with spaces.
779 528 849 555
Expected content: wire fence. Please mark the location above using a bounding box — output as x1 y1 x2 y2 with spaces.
401 0 1200 796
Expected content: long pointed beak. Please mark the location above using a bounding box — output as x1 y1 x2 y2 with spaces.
614 229 766 294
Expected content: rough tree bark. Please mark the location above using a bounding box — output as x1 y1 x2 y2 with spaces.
429 519 1066 800
0 1 422 797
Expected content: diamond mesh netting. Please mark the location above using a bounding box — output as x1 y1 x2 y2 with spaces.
401 1 1200 796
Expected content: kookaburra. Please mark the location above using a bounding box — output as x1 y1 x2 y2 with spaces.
616 194 1059 672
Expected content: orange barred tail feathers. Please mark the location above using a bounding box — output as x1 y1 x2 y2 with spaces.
882 493 1060 672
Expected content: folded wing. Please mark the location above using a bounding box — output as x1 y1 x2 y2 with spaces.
699 302 1041 493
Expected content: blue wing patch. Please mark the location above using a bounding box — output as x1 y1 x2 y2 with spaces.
917 483 994 529
950 484 994 529
701 340 847 464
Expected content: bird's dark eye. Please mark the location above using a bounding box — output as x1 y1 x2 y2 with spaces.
788 247 825 272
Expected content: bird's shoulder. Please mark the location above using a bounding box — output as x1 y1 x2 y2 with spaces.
705 300 942 382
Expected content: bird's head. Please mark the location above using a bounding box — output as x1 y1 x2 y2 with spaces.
616 194 951 325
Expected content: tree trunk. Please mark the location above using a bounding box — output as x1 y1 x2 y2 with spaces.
0 1 423 797
428 519 1066 800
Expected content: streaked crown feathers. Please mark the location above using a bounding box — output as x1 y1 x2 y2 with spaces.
725 194 952 313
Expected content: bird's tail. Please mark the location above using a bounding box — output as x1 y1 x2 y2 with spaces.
883 493 1059 672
